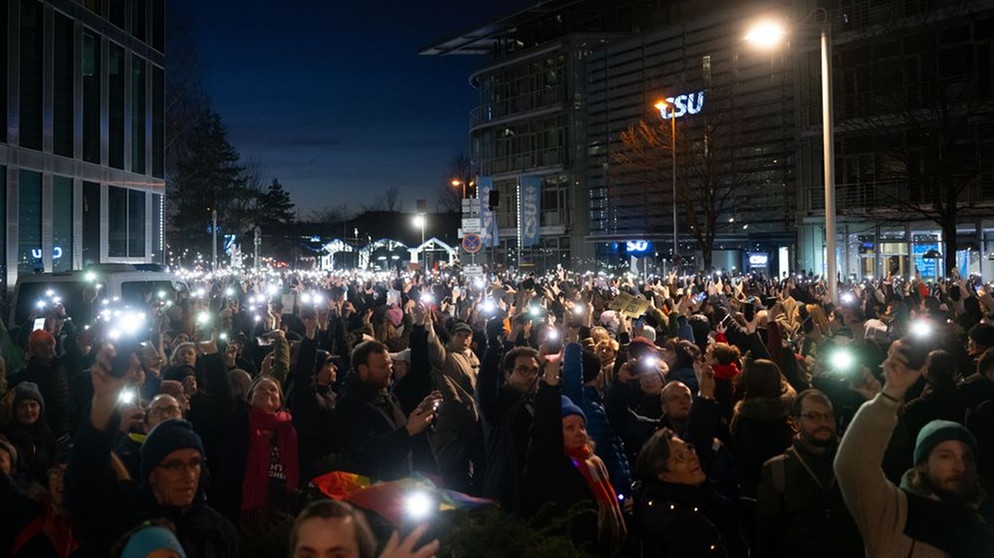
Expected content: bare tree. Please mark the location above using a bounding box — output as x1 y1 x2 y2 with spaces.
362 186 403 212
439 151 473 213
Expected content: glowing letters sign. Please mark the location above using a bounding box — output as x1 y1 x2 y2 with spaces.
31 247 64 260
626 240 652 255
660 91 705 119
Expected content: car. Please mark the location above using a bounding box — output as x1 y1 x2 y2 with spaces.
8 264 188 328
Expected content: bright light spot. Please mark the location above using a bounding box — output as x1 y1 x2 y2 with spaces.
841 293 856 304
573 303 585 316
830 349 855 371
117 389 137 405
312 294 324 305
46 290 54 297
225 287 235 297
413 215 426 228
529 306 541 316
36 300 47 309
482 299 496 313
196 312 211 325
301 293 312 304
405 491 434 520
745 21 787 47
84 271 97 282
546 329 559 341
158 290 167 299
910 320 932 338
267 284 279 296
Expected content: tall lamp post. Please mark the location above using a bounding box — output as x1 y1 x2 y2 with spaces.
451 179 475 199
413 214 426 266
746 11 837 299
653 100 679 263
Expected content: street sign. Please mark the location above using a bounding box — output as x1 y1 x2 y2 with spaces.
464 265 483 275
462 218 481 232
462 233 483 254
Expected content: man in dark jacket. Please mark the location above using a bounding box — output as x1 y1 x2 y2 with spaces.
757 389 862 557
477 320 540 510
65 343 237 557
336 340 440 481
8 329 74 441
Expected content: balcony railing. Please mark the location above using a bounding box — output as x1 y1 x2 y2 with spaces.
470 88 566 127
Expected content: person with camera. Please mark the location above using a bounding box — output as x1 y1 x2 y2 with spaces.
65 341 237 557
835 337 994 556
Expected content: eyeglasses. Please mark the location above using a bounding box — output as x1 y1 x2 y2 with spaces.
157 457 202 473
797 412 835 422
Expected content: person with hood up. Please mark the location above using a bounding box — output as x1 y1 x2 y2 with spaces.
9 330 74 441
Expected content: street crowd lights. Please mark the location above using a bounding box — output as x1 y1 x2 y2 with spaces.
653 100 679 262
746 11 837 300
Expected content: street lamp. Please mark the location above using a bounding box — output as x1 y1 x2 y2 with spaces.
653 100 679 263
451 179 474 199
413 214 426 268
746 10 837 299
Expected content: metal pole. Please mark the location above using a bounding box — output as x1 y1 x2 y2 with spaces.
671 114 678 260
211 210 218 270
821 26 837 299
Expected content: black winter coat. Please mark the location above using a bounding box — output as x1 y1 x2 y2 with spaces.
632 480 749 557
65 414 237 558
9 359 74 439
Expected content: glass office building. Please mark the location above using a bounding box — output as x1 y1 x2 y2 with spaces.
1 0 165 289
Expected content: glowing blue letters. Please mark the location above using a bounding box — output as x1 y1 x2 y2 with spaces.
660 91 705 119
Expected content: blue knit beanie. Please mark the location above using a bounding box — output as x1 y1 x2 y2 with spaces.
121 525 187 558
913 420 978 465
561 395 586 424
139 419 204 483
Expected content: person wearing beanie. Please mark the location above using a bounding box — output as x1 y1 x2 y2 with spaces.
8 330 74 441
117 522 187 558
523 362 626 553
5 381 58 485
562 343 633 501
967 323 994 357
424 307 482 494
65 341 237 557
835 338 994 557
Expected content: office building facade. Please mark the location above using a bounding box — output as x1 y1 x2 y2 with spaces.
427 0 994 277
1 0 165 290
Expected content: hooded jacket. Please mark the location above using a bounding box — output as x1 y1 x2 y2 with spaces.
729 387 795 498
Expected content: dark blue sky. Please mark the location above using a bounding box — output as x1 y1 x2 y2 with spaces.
174 1 534 215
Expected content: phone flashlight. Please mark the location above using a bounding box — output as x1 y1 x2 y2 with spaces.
118 389 137 405
829 348 855 372
573 303 585 316
910 320 932 339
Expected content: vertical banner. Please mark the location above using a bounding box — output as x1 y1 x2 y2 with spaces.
519 176 541 247
478 176 499 247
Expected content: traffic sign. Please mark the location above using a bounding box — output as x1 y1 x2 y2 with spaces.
462 218 481 233
462 233 483 254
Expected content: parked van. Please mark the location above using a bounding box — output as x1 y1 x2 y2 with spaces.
8 264 188 327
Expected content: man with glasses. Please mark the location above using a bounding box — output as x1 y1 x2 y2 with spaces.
66 342 238 557
756 389 862 557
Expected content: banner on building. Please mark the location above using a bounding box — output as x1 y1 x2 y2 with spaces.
519 176 541 247
478 176 499 247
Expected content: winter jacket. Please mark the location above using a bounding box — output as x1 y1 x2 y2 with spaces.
730 389 795 498
562 342 632 498
289 335 339 481
65 412 237 558
392 325 433 416
835 394 994 557
631 479 749 557
336 375 435 481
756 441 863 557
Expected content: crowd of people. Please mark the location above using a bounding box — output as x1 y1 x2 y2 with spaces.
1 265 994 557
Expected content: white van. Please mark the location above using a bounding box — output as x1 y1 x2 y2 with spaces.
8 264 188 327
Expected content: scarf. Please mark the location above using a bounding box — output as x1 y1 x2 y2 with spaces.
242 406 300 511
566 445 627 545
712 362 740 380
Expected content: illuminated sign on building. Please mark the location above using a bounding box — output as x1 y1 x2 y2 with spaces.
660 91 705 119
626 240 653 255
31 247 64 260
748 253 769 266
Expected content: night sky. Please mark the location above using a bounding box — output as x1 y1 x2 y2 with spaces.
173 1 535 216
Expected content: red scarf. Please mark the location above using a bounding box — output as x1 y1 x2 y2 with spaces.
566 445 627 545
713 362 740 380
242 406 299 511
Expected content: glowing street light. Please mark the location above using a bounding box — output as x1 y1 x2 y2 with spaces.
653 99 679 262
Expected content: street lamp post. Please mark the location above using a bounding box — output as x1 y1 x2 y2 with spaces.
413 214 426 266
653 100 679 263
451 179 466 199
746 11 837 299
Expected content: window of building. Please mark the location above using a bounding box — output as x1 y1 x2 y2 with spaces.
151 0 164 51
83 0 102 14
151 65 164 177
152 193 163 261
52 177 73 272
19 0 43 151
18 170 42 273
108 0 125 28
83 31 102 164
131 0 146 42
132 57 146 174
53 12 75 157
0 0 7 143
109 186 146 258
82 182 101 266
108 43 125 169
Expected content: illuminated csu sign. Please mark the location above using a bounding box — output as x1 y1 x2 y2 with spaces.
660 91 705 119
